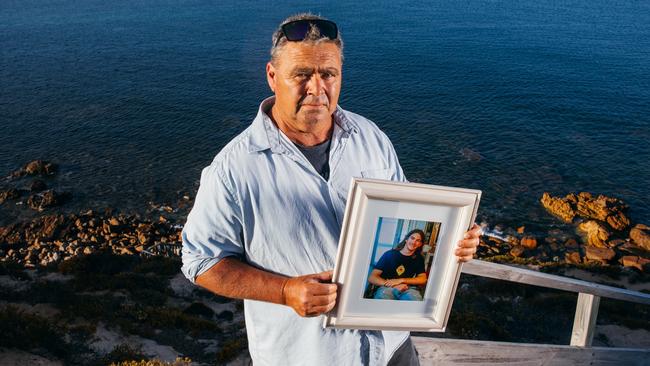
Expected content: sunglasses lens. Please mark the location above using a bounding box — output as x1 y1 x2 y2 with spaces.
282 20 338 42
283 21 312 41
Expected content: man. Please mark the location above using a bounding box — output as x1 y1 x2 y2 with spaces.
367 229 428 301
181 13 481 365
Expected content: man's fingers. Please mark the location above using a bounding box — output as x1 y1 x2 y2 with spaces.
306 302 336 317
312 270 334 282
307 282 337 296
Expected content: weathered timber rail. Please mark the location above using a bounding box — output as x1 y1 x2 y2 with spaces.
413 260 650 365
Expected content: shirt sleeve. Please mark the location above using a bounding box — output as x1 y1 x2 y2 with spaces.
373 250 392 273
181 163 244 284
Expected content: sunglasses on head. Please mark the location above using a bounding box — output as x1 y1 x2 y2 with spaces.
276 19 338 47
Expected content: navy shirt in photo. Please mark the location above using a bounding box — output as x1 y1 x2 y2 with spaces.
374 250 425 279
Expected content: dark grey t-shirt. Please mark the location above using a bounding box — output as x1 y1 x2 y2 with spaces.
295 138 331 180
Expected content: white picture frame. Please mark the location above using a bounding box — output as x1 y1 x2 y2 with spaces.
324 178 481 332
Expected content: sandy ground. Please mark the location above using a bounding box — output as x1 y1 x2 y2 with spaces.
594 325 650 348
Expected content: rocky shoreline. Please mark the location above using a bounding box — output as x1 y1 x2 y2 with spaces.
1 160 649 365
476 191 650 273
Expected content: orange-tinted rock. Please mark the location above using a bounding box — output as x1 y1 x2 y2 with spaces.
510 246 526 258
574 193 629 231
565 251 582 264
619 256 650 271
630 224 650 251
517 226 525 234
520 236 537 249
541 192 575 223
577 220 610 248
23 160 58 176
0 188 21 204
606 211 630 231
585 246 616 263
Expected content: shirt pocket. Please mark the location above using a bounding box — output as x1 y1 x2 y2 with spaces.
360 168 392 180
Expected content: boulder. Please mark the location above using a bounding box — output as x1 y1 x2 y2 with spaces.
618 242 648 256
606 211 631 231
585 246 616 264
520 236 537 250
24 160 58 176
541 192 576 223
38 215 67 241
630 224 650 251
510 246 526 258
575 193 630 231
619 256 650 271
577 220 610 248
565 251 582 264
0 187 21 204
26 189 69 211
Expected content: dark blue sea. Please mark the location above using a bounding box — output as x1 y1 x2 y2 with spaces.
2 1 649 231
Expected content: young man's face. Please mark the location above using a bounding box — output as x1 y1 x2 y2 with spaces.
406 233 424 252
266 41 342 136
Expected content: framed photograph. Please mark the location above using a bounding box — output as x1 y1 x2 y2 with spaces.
324 178 481 332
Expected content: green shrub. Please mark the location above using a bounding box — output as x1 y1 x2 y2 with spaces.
110 357 192 366
59 251 139 276
215 338 247 364
101 343 147 365
0 305 70 358
133 256 181 276
0 259 29 280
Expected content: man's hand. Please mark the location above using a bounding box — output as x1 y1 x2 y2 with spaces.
282 270 337 317
384 278 403 287
455 223 482 262
393 284 409 292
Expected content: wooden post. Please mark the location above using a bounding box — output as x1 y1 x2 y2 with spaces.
570 293 600 347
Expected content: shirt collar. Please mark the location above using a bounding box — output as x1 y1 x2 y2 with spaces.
247 96 358 154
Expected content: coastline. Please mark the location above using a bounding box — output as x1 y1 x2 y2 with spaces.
1 160 649 364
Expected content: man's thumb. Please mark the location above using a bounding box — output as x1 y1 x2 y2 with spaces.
313 270 333 282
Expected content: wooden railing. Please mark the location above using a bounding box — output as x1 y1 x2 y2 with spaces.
413 260 650 365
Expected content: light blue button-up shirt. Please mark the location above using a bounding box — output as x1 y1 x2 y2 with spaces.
182 97 409 365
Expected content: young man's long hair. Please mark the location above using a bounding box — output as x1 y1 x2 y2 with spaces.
393 229 426 257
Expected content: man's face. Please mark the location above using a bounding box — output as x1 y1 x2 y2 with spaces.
406 233 424 252
266 42 342 133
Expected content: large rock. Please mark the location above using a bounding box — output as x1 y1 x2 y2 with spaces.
0 188 21 204
565 251 582 264
23 160 58 176
38 215 68 241
630 224 650 251
540 192 630 231
585 246 616 264
576 194 630 231
619 256 650 271
509 246 526 258
541 192 575 223
0 223 24 245
520 236 537 250
27 189 70 211
606 211 631 231
577 220 610 248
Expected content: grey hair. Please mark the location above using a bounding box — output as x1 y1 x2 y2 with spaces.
270 13 344 65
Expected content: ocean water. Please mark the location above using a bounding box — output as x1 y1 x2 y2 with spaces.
1 1 649 231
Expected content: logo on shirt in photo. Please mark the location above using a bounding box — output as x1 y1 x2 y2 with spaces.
396 265 405 276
